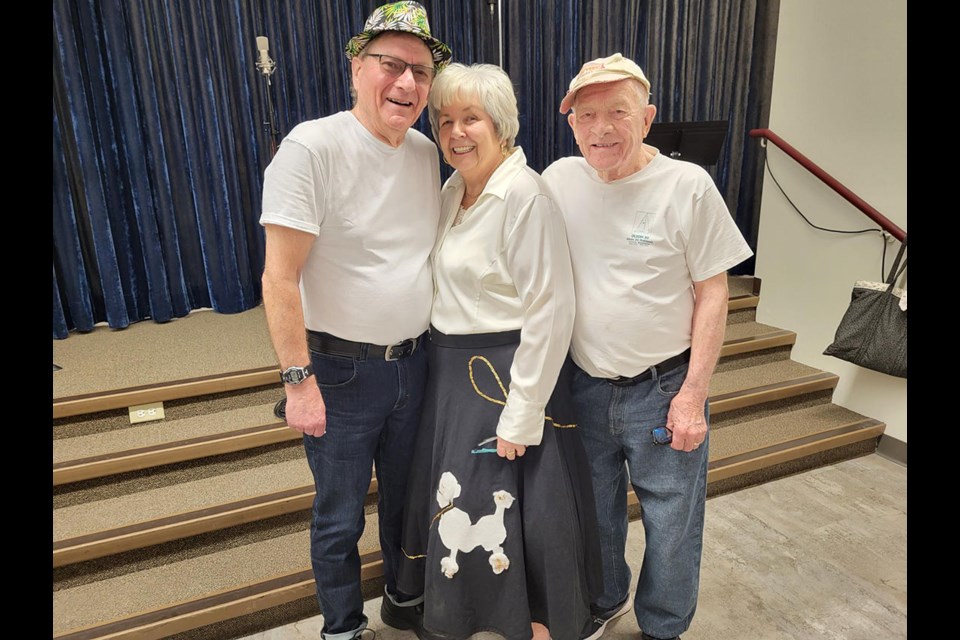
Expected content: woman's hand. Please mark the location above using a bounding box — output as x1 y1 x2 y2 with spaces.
496 437 526 460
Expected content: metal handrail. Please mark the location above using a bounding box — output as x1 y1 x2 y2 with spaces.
749 128 905 242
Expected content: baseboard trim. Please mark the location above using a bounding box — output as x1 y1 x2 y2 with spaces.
876 435 907 466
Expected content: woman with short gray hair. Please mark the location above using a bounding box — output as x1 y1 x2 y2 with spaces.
397 63 602 640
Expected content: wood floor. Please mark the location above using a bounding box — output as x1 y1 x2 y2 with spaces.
237 453 907 640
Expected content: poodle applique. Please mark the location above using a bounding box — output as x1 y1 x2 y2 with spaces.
434 471 515 579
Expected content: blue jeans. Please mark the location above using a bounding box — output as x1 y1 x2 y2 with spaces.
571 361 708 639
303 343 428 640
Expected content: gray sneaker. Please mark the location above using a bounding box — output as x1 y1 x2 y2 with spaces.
579 595 632 640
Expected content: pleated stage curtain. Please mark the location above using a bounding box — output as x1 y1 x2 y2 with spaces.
53 0 274 338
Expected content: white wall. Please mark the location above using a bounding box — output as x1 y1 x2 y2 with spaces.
755 0 907 442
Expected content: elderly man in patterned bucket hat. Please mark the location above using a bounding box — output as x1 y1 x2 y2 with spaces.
258 3 451 640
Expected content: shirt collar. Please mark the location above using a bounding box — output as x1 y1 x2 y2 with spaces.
449 146 527 201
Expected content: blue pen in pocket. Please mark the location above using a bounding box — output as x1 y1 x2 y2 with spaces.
471 436 499 454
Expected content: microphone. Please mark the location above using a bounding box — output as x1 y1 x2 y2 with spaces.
256 36 276 77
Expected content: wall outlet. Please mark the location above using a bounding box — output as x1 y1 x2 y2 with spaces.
129 402 165 424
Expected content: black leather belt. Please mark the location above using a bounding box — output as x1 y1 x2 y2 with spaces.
607 348 691 387
307 331 423 361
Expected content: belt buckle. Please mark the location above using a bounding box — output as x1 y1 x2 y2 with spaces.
384 338 415 361
608 369 651 387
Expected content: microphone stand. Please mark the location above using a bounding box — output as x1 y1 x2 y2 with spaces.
255 39 280 156
256 37 284 419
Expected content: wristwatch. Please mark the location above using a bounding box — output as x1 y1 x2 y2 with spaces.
279 364 314 385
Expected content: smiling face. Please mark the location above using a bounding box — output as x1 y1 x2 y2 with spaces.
567 79 657 182
351 32 433 147
436 95 503 188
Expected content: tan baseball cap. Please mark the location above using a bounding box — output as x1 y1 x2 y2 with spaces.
559 53 651 114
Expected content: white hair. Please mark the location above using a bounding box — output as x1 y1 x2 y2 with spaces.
427 63 520 149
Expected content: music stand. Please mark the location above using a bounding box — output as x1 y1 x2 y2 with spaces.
645 120 728 166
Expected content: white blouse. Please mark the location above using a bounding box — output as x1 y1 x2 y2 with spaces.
431 148 576 446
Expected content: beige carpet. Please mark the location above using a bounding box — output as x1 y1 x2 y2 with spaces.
53 306 278 400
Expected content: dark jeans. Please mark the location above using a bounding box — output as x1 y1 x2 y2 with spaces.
303 343 428 639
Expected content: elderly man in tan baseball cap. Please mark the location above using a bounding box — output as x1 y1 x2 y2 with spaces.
542 53 753 640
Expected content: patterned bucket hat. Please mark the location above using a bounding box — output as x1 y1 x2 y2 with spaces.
345 1 452 69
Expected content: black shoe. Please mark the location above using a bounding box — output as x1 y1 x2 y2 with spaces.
641 633 681 640
579 595 632 640
380 594 445 640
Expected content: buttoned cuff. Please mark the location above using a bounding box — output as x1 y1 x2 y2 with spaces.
495 397 545 446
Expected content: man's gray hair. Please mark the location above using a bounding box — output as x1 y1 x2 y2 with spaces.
427 63 520 149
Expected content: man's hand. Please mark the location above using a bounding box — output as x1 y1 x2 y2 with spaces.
496 436 527 461
283 382 327 437
666 388 708 453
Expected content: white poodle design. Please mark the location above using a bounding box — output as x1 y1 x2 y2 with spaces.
435 471 516 579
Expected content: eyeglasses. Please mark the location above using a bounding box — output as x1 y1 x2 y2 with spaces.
651 426 673 445
364 52 435 85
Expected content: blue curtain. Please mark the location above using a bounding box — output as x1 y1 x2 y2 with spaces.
53 0 273 338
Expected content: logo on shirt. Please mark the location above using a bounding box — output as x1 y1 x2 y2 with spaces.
627 211 656 246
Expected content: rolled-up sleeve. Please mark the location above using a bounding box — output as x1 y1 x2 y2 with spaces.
496 194 576 445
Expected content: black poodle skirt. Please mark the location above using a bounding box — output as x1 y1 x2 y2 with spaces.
397 328 602 640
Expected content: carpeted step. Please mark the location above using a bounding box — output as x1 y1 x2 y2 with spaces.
707 402 884 491
721 321 795 358
54 386 284 441
709 359 838 416
53 367 280 420
727 275 757 299
53 515 382 640
54 399 293 485
54 457 313 568
53 309 279 419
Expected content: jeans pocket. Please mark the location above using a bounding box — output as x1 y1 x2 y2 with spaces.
655 362 688 397
312 354 358 388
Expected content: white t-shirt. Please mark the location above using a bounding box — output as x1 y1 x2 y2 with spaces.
260 111 441 345
432 148 575 446
542 151 753 379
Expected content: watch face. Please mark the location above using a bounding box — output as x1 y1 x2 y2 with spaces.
281 366 310 384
